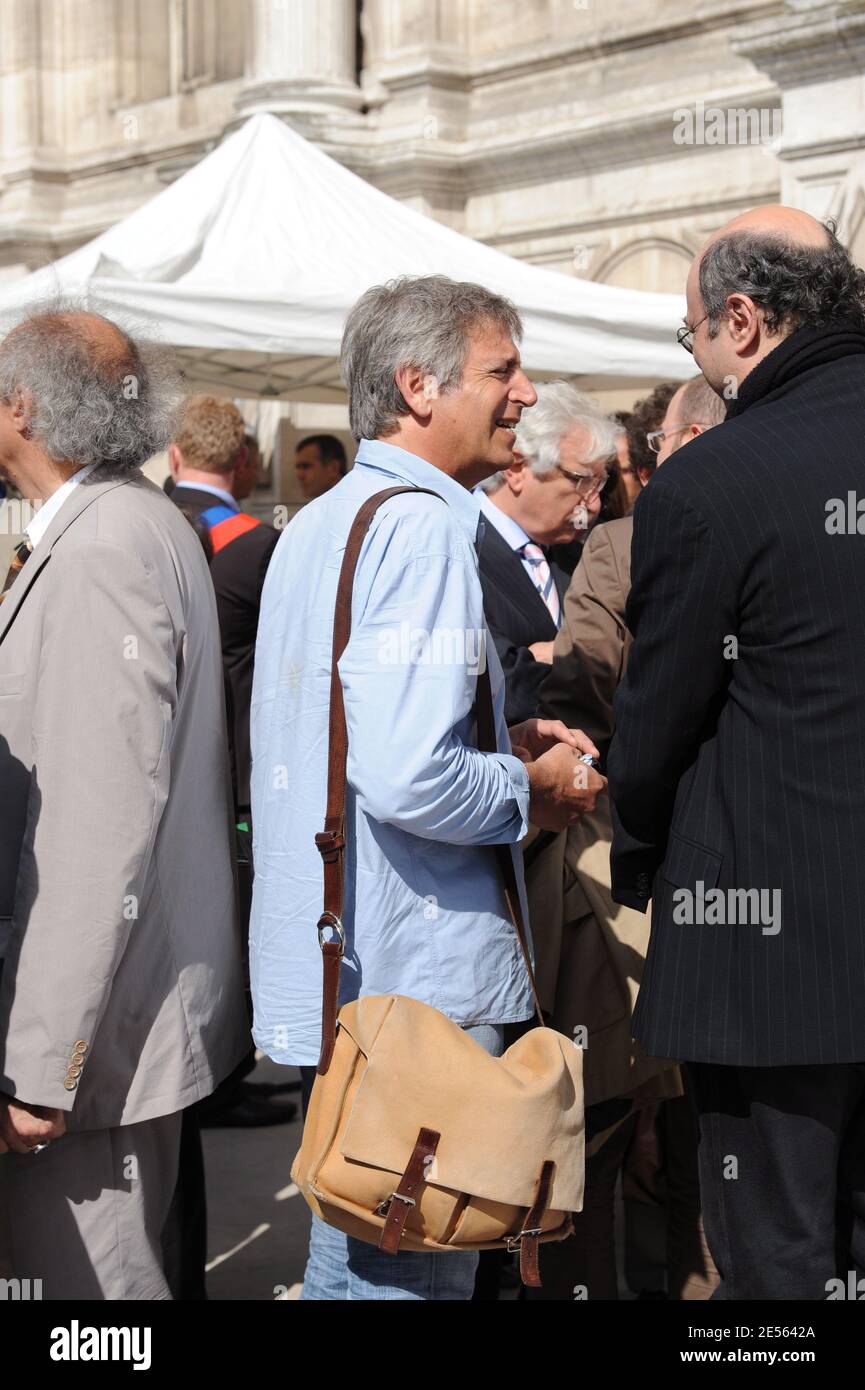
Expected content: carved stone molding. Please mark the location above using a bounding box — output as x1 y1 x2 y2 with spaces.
734 1 865 86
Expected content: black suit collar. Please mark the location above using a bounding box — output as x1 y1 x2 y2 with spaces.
726 321 865 420
479 522 563 633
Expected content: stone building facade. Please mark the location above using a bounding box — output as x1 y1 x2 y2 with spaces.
0 0 863 531
2 0 865 295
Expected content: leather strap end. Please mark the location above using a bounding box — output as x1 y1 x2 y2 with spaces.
517 1158 555 1288
379 1127 440 1255
519 1233 542 1287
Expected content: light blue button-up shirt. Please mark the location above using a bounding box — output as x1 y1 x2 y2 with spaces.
249 438 536 1065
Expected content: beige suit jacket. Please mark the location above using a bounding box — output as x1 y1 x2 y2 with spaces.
530 516 679 1104
0 467 249 1129
538 515 633 754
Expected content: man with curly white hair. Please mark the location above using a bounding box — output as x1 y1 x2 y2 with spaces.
0 308 248 1298
476 380 618 723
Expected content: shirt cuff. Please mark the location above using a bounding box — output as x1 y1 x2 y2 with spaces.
489 752 531 839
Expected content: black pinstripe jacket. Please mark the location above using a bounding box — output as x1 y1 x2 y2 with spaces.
609 324 865 1065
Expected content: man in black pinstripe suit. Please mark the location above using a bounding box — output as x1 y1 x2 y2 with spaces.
609 205 865 1299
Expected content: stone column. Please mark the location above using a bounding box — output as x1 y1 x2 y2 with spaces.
0 0 44 162
733 0 865 246
234 0 363 122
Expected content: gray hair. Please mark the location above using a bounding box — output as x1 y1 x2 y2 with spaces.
341 275 523 441
479 380 619 493
0 304 182 469
678 374 727 427
699 223 865 337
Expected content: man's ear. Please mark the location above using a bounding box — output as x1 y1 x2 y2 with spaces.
394 364 438 421
726 293 761 354
9 386 32 437
503 451 529 494
168 442 183 480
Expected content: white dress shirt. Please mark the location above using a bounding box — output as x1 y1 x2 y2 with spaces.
25 462 100 550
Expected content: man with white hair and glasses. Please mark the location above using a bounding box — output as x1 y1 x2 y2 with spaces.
476 380 618 724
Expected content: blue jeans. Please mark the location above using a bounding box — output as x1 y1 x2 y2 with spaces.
299 1021 505 1301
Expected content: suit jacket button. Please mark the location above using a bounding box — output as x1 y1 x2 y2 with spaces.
73 1040 88 1052
67 1065 82 1078
71 1052 85 1065
63 1079 77 1091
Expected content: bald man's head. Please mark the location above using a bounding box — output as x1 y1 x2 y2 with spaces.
0 304 181 473
682 206 865 394
706 204 830 254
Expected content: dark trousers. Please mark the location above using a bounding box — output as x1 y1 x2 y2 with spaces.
687 1060 865 1300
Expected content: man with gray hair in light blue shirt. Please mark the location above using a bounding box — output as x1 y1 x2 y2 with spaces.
249 274 605 1301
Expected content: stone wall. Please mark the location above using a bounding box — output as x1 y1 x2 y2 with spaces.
2 1 863 298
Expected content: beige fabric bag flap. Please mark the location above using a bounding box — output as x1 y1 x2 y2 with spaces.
338 995 585 1213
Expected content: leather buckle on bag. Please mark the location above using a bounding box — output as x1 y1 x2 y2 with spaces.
315 829 345 863
375 1192 416 1219
505 1227 543 1252
317 912 345 953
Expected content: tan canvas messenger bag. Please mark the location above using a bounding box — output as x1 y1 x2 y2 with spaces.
291 486 585 1287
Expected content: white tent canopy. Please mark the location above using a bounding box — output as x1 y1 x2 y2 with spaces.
0 114 690 398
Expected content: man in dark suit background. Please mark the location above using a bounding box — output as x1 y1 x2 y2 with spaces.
476 381 618 724
609 204 865 1299
169 400 279 817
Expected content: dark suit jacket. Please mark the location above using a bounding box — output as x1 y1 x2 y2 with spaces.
172 486 279 812
608 324 865 1067
477 518 576 724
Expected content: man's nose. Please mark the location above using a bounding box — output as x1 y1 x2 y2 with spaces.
511 369 537 408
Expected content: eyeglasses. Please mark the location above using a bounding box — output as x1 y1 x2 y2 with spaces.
676 315 707 354
646 424 708 454
555 463 609 500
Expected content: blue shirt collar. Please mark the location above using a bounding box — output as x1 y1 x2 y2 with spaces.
354 439 482 548
174 480 239 512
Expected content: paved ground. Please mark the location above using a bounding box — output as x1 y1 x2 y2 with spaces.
203 1057 309 1301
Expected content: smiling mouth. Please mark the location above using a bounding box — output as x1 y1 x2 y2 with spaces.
495 419 519 431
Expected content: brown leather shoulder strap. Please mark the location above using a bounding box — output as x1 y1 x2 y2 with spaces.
315 486 542 1075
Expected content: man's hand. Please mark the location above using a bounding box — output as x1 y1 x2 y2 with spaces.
509 718 599 764
526 741 608 830
528 640 555 664
0 1095 66 1155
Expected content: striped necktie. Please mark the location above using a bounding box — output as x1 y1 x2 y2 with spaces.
0 540 32 604
519 541 561 629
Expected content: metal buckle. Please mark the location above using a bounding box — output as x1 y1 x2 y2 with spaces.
375 1192 416 1218
505 1226 543 1252
315 829 345 863
317 912 345 953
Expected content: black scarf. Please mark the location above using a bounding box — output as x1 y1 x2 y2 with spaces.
725 321 865 420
